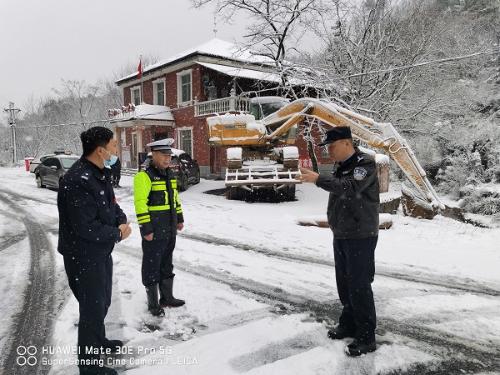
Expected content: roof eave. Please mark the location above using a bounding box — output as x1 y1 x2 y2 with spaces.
115 52 274 86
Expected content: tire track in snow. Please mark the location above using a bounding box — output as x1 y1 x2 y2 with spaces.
0 234 26 253
11 187 500 298
118 243 500 374
0 186 56 206
116 248 279 337
6 188 499 373
179 231 500 297
0 192 57 375
176 263 500 374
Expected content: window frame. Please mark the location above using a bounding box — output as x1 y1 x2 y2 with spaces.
176 69 192 106
130 85 141 105
177 127 193 157
152 78 166 106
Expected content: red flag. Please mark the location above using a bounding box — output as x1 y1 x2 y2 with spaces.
137 57 142 79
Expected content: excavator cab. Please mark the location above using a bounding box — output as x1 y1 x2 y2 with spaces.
249 97 290 120
249 97 297 144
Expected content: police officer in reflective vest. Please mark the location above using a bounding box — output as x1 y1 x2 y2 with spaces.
134 138 185 317
299 127 380 357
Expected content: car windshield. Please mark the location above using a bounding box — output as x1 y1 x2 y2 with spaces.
60 158 78 169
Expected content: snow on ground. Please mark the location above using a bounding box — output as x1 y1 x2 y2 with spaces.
0 167 499 374
173 176 500 287
0 198 30 356
122 317 437 375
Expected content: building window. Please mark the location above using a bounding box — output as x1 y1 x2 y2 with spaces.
178 128 193 156
131 86 141 105
177 70 192 105
153 79 166 106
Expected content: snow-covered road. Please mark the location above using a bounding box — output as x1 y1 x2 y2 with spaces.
0 167 499 375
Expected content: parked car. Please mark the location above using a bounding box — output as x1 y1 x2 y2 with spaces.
34 154 79 189
140 148 200 191
30 150 74 173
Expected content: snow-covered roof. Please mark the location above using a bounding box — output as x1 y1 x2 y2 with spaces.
117 38 274 83
198 62 315 87
110 104 174 123
197 62 282 83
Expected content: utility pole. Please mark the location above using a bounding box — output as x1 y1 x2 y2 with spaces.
4 102 21 164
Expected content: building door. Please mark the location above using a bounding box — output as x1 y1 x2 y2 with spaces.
131 132 138 168
210 146 219 174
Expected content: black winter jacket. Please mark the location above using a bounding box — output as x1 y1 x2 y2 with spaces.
316 149 379 239
57 157 127 258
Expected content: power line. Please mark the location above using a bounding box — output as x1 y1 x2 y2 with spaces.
16 119 111 129
289 49 500 81
345 50 500 78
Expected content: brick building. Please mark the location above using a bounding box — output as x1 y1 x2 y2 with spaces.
111 38 326 176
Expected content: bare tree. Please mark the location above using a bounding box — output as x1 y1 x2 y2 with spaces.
193 0 323 86
193 0 326 170
53 79 101 127
14 78 124 158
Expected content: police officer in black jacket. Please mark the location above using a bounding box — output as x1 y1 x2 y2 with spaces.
110 156 121 188
58 127 132 375
299 126 379 357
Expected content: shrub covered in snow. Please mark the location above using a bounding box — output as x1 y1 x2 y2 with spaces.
460 185 500 216
436 150 480 198
432 119 500 206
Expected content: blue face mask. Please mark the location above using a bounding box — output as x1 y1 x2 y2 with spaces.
103 149 118 167
105 155 118 167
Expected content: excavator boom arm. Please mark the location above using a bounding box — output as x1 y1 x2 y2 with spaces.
262 98 444 208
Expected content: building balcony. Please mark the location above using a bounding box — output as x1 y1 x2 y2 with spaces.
194 96 250 117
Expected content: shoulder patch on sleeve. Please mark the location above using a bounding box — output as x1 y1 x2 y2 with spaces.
353 167 368 181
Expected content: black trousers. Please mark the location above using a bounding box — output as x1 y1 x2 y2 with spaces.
111 173 121 187
141 234 176 286
333 236 377 343
63 254 112 361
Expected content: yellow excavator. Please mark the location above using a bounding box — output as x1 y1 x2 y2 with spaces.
207 97 444 209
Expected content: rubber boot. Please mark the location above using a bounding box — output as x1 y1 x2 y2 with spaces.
159 277 185 308
345 339 377 356
146 284 165 317
327 325 356 340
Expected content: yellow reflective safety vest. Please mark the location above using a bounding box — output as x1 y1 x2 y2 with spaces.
134 166 183 238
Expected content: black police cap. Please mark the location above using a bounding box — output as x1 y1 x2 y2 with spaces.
318 127 352 146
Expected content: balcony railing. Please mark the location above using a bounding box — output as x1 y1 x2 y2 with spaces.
194 96 250 117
